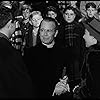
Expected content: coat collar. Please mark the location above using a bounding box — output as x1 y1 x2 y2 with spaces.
0 32 10 42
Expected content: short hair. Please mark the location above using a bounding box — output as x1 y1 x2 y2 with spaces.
39 17 58 30
22 4 32 11
31 11 42 18
0 6 13 29
85 2 96 10
46 6 57 14
63 6 77 14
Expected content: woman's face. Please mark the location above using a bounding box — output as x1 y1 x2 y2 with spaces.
31 14 43 28
47 11 57 19
86 6 97 18
63 9 76 23
23 9 30 20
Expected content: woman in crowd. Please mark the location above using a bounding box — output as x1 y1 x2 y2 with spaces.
1 1 100 98
62 6 85 86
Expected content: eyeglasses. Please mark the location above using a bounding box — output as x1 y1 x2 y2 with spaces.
40 29 55 33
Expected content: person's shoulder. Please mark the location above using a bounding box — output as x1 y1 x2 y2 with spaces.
74 21 84 29
0 37 10 47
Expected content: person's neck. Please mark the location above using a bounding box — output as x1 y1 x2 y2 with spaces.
33 25 39 29
33 27 39 31
33 27 39 36
87 16 94 22
0 28 9 38
42 41 55 48
24 18 29 24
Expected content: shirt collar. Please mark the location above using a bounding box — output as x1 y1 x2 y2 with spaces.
42 41 55 48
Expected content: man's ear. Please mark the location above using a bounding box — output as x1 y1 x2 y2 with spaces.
6 20 12 29
54 30 58 37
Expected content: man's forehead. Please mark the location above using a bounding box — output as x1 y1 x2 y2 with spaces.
41 20 55 28
32 14 42 19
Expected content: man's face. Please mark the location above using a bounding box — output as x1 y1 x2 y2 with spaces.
83 29 97 47
39 20 56 44
47 11 57 19
32 14 43 28
9 20 16 37
23 9 30 19
86 6 97 18
63 9 76 23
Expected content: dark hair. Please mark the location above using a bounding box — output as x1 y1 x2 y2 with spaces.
45 6 58 17
98 8 100 13
63 6 77 14
85 2 96 10
39 17 58 30
0 6 13 29
44 3 61 19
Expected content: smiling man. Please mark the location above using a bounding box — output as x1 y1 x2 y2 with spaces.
24 17 64 98
39 17 58 48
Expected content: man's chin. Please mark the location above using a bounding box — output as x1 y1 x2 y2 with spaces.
41 37 53 44
42 39 53 45
42 41 51 44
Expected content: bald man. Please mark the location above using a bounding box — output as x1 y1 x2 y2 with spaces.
24 17 64 98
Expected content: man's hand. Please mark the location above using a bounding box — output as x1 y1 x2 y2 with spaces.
52 75 70 96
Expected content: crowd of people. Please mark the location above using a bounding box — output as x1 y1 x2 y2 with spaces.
0 0 100 99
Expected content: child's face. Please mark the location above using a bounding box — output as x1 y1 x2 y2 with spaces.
86 6 97 18
63 9 76 23
47 11 57 19
23 9 30 19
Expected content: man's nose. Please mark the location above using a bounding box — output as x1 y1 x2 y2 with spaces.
44 32 48 36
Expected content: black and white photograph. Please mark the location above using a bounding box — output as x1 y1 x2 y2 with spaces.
0 0 100 99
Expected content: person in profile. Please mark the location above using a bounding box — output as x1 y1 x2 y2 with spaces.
82 2 100 99
0 6 34 98
24 17 64 98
